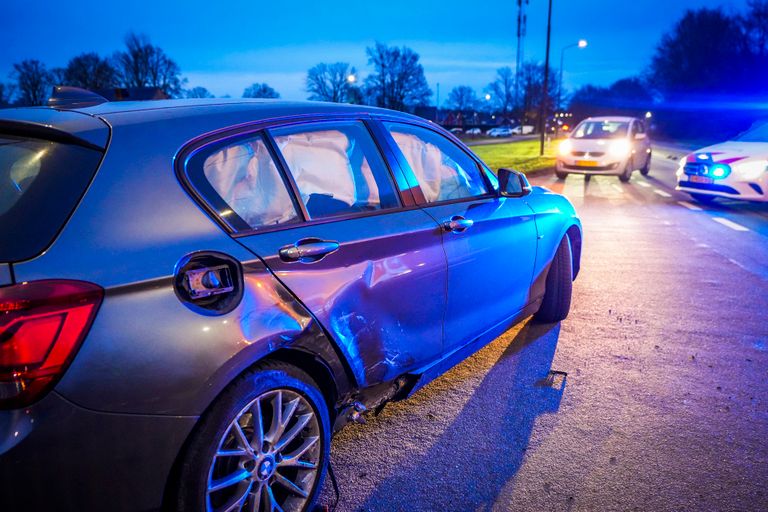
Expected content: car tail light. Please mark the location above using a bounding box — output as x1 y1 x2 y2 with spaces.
0 280 103 409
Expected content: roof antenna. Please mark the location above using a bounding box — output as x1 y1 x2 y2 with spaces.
47 86 109 109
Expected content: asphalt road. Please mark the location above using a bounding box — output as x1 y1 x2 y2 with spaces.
319 146 768 511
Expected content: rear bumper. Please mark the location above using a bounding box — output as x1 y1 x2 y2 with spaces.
0 392 196 511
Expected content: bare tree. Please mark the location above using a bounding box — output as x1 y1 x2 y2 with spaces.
113 33 184 97
744 0 768 56
185 86 214 98
0 83 16 107
485 67 515 114
363 42 432 111
306 62 358 103
243 83 280 98
446 86 478 111
518 61 556 124
11 60 53 106
62 53 117 90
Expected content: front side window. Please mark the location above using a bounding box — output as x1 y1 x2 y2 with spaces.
202 135 300 230
270 122 399 220
384 122 488 203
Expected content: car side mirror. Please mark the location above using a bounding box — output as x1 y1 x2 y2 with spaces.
634 132 647 140
498 168 532 198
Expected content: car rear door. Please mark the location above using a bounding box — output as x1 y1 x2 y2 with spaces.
378 120 538 355
183 118 447 387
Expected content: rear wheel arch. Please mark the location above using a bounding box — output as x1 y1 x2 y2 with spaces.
162 348 342 511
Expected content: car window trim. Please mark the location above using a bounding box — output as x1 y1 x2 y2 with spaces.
373 118 496 206
178 114 415 236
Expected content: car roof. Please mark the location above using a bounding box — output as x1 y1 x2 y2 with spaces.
581 116 637 123
74 98 417 121
1 99 429 147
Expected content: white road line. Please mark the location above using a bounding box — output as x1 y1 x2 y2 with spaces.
654 189 672 198
677 200 702 211
728 258 750 271
611 184 624 193
712 217 750 232
636 181 651 188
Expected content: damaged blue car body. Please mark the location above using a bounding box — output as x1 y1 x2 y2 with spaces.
0 97 581 511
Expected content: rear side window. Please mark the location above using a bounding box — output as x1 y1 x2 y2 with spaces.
384 123 488 203
0 135 102 262
270 122 399 220
201 135 300 230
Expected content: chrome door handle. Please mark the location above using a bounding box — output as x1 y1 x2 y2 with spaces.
442 216 474 233
279 238 340 263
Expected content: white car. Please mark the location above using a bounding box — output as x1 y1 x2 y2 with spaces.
511 125 535 135
556 116 652 182
466 127 482 135
677 120 768 203
487 126 514 137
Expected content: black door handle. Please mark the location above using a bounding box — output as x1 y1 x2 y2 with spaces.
442 215 474 233
279 238 340 263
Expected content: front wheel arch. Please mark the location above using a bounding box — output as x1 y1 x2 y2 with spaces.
566 225 582 279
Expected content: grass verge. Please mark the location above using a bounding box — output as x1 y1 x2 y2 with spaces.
470 138 560 174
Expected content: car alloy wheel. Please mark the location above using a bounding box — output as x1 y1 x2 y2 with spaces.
206 389 322 512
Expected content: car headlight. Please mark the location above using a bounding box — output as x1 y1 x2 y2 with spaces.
732 160 767 180
677 157 687 177
608 139 631 158
559 139 572 156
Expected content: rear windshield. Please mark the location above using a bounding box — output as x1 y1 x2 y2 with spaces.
572 121 629 139
0 134 102 262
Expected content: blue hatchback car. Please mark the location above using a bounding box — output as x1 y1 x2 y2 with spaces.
0 95 581 512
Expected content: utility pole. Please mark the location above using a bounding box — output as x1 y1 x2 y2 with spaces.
514 0 528 115
539 0 553 156
436 82 440 123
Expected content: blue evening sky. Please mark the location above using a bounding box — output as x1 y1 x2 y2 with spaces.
1 0 750 102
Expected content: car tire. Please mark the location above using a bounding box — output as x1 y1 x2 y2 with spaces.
640 151 651 176
173 362 331 512
533 235 573 323
555 170 568 180
619 157 634 183
690 193 717 204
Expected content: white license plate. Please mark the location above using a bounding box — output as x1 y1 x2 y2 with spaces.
689 175 714 184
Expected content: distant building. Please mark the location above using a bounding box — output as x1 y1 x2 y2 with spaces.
96 87 169 101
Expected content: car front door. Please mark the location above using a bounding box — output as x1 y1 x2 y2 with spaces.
185 119 447 388
379 121 539 355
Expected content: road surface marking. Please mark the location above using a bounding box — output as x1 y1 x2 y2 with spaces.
712 217 749 232
677 201 702 211
611 184 624 193
637 181 651 188
728 258 750 271
654 189 672 198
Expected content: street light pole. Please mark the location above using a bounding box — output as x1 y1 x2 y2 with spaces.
539 0 553 156
557 39 587 111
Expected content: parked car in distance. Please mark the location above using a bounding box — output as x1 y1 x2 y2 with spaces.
487 126 515 137
449 127 464 135
466 127 482 136
556 116 652 182
511 124 535 135
676 120 768 203
0 93 582 512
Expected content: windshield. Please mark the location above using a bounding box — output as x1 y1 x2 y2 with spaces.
572 121 629 139
0 134 102 262
734 121 768 142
